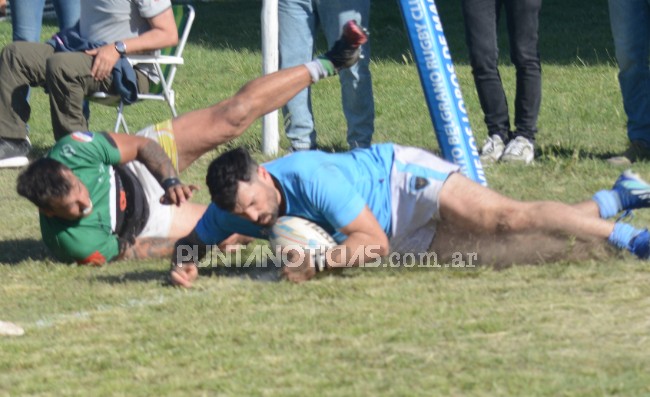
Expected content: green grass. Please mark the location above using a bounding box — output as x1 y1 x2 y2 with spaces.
2 0 650 395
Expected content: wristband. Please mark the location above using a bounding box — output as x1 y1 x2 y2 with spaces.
161 177 182 190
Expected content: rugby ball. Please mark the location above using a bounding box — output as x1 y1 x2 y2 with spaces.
269 216 337 251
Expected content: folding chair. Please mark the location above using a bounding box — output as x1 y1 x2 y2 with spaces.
88 4 195 133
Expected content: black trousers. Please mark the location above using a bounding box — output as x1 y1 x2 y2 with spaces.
461 0 542 142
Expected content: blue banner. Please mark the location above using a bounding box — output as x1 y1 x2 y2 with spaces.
398 0 487 186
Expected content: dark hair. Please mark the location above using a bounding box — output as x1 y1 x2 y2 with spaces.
206 147 259 211
16 158 73 209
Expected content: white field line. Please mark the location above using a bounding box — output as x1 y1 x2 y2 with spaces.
31 291 204 329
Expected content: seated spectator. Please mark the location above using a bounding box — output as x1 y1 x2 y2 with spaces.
0 0 178 167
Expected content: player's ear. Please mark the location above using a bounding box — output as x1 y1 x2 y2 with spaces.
257 166 270 181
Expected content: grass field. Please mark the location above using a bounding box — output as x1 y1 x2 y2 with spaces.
2 0 650 395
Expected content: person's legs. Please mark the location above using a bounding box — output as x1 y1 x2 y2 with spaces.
318 0 374 149
9 0 79 38
45 52 112 140
278 0 317 150
504 0 541 142
0 42 53 140
387 146 460 255
439 173 614 240
461 0 510 142
487 169 650 221
608 0 650 147
435 173 650 261
126 170 206 240
386 148 613 263
571 200 600 217
51 0 80 31
8 0 45 42
127 123 207 240
8 0 82 141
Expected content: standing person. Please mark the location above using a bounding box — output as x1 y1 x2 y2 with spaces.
279 0 374 150
9 0 80 42
462 0 542 165
0 0 178 168
607 0 650 165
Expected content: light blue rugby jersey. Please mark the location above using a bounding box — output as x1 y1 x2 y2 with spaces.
195 143 396 245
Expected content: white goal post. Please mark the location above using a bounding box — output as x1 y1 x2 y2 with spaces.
261 0 279 155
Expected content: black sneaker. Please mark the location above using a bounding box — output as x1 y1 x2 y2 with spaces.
322 20 369 70
0 137 31 168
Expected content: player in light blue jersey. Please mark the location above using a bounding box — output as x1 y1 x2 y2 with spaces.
170 145 650 286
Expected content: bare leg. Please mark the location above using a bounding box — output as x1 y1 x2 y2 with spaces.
439 173 615 239
172 65 313 171
572 200 601 218
432 173 617 265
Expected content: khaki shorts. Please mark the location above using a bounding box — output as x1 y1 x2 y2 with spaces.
389 145 459 254
128 119 178 238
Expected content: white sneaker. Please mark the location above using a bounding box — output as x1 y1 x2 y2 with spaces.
0 320 25 336
0 136 31 168
501 136 534 164
480 135 505 164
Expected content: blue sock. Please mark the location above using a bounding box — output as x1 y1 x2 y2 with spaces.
608 222 643 251
593 190 621 219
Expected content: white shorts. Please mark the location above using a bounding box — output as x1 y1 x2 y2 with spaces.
389 145 459 254
129 120 178 238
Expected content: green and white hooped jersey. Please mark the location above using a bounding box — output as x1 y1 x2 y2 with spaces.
40 132 122 265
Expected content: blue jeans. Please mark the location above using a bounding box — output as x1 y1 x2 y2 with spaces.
278 0 375 149
9 0 80 42
461 0 542 142
609 0 650 145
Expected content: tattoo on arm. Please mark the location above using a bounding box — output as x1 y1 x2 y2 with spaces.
119 237 178 260
137 140 178 185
